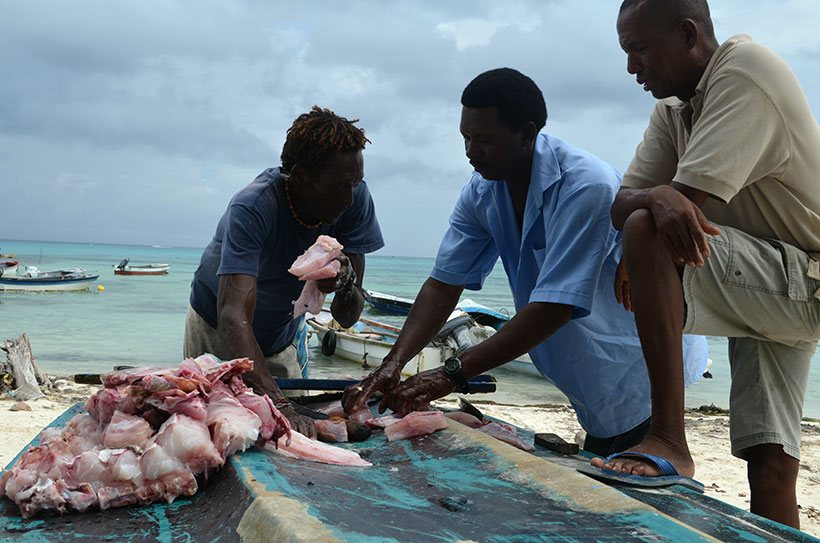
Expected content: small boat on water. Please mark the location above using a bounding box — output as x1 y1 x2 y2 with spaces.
364 290 414 315
0 267 100 292
113 259 170 275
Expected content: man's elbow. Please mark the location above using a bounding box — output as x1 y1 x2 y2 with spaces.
217 309 249 337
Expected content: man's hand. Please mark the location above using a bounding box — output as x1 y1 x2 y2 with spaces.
379 368 455 415
277 404 317 439
243 372 317 438
316 254 353 294
647 186 721 267
614 258 632 312
342 360 402 415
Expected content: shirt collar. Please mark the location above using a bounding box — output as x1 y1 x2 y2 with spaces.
664 34 753 114
530 133 563 196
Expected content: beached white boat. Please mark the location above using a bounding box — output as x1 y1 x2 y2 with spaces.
114 259 170 275
307 311 456 375
306 309 540 378
0 267 100 292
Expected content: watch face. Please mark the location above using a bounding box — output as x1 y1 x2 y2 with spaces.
444 357 461 373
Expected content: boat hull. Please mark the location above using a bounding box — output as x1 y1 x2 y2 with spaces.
114 269 169 275
363 290 413 316
0 275 100 292
307 318 453 375
114 263 170 275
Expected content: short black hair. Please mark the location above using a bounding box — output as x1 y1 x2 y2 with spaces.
619 0 714 36
461 68 547 132
280 106 369 176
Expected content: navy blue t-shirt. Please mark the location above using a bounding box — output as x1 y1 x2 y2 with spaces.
189 167 384 356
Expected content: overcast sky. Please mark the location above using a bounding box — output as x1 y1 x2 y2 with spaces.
1 1 818 257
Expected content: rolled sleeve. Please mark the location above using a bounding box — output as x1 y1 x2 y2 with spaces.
621 104 679 190
529 182 617 318
431 184 498 290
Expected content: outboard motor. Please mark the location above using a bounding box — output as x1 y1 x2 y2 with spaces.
116 258 129 270
434 312 496 354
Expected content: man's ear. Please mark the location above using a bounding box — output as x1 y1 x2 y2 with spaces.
521 121 538 148
680 19 698 50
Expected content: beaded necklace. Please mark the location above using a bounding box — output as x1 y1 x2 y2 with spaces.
283 176 321 229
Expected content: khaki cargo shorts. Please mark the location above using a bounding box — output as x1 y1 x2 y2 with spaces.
682 225 820 460
183 305 303 396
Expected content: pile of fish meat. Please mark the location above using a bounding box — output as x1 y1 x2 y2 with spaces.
0 355 369 518
289 235 344 318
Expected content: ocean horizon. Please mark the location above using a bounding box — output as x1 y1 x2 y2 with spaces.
2 238 819 419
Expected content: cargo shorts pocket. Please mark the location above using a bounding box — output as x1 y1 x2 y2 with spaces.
722 230 810 302
809 259 820 301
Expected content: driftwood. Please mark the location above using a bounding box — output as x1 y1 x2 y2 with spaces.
1 333 52 401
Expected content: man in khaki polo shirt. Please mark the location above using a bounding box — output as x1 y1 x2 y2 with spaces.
592 0 820 529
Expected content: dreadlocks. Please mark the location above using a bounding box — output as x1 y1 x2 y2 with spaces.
280 106 370 177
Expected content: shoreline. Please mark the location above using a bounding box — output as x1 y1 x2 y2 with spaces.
1 384 818 537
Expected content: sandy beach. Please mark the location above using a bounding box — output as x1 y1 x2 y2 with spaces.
2 383 818 538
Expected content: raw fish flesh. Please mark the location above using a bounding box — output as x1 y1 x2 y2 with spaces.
300 260 341 281
383 411 448 441
292 280 325 319
265 431 371 467
365 414 404 429
289 236 344 319
479 421 534 451
288 235 343 277
443 411 483 428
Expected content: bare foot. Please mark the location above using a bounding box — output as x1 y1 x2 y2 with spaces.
589 433 695 478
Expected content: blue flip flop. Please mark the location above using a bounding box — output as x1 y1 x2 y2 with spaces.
576 451 705 493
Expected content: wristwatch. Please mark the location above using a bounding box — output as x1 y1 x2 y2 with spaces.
442 356 471 393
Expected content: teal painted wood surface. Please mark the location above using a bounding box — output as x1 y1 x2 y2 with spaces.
2 403 819 542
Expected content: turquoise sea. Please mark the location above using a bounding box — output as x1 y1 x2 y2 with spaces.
1 239 818 418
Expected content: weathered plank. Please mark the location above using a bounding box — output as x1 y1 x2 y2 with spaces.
2 403 818 542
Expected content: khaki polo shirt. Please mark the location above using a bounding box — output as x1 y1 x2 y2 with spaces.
622 35 820 257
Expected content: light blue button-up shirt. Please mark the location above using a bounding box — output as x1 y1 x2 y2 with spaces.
432 133 707 438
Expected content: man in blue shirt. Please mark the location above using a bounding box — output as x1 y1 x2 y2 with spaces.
343 69 706 454
187 107 384 436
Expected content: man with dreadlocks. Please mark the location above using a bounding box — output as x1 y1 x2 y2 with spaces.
593 0 820 528
186 106 384 437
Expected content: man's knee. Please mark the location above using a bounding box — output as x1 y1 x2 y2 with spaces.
745 444 799 492
622 209 655 244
